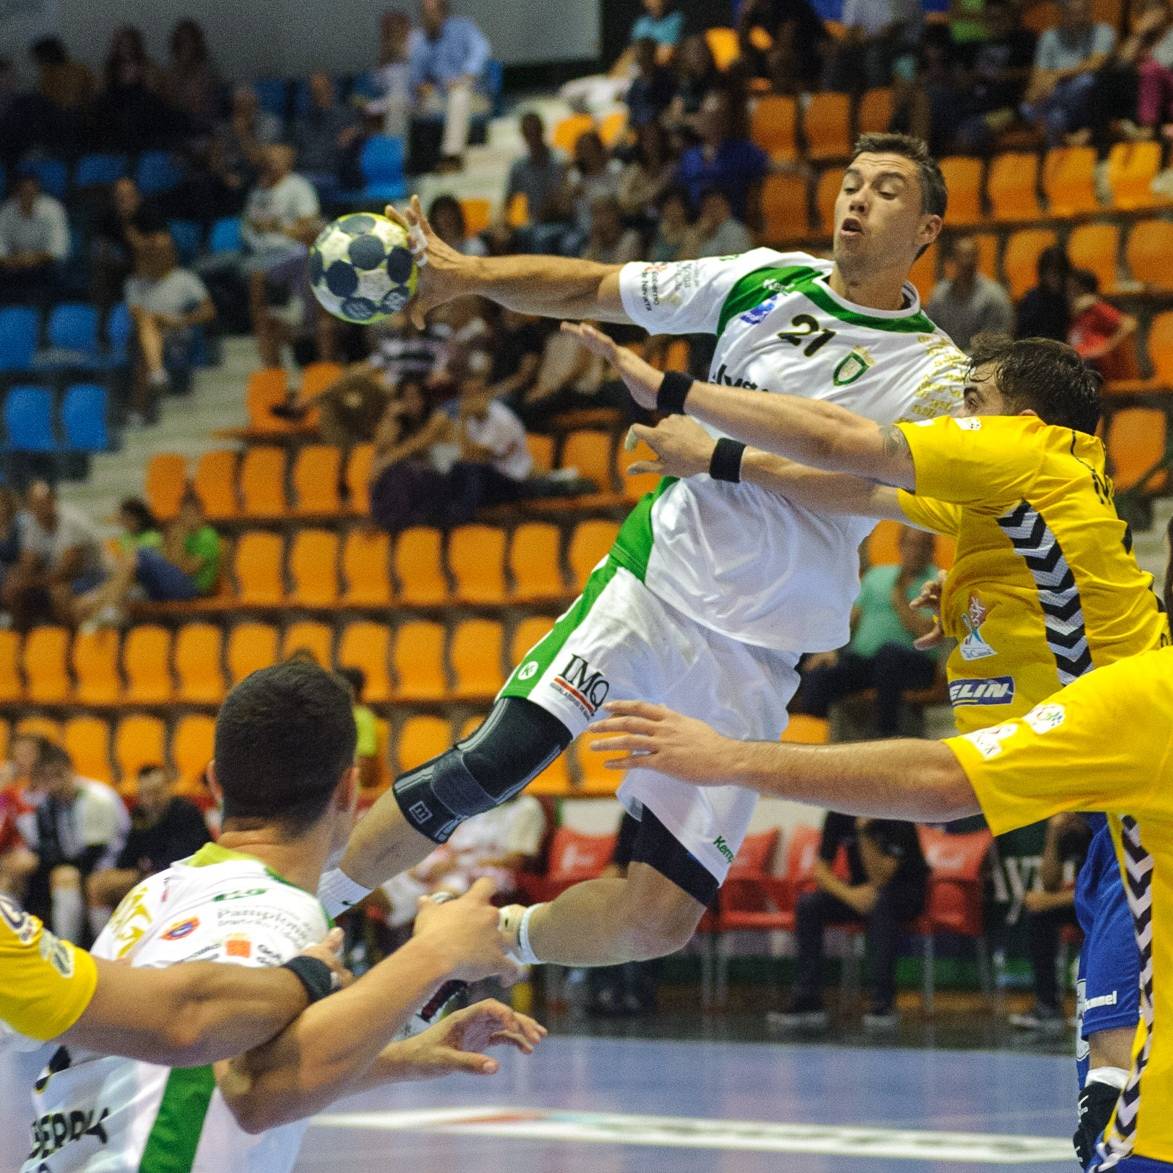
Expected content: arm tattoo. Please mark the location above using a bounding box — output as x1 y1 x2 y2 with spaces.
880 424 912 462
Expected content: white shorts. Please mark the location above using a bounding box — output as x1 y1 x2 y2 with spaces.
501 561 799 884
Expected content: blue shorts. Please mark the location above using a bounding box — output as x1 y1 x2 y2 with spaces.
1094 1156 1173 1171
1075 819 1140 1090
135 548 199 602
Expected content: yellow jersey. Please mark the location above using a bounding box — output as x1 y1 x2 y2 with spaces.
896 414 1168 733
947 647 1173 1168
0 894 96 1042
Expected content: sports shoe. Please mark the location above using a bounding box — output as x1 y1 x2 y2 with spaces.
1008 1003 1066 1031
767 995 829 1031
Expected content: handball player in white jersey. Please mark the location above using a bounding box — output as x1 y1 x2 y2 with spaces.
320 133 968 970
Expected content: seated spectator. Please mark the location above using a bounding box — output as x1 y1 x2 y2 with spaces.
500 111 571 254
293 72 363 196
30 35 95 142
362 9 413 139
408 0 491 171
124 230 216 421
89 176 166 310
207 83 283 208
926 237 1014 352
676 89 767 229
581 196 643 265
891 38 965 157
564 131 624 255
486 306 551 403
617 123 677 223
953 0 1037 152
23 741 129 945
86 764 209 914
0 785 37 901
1020 0 1116 146
508 322 613 428
647 184 693 262
1068 268 1138 382
792 526 939 737
4 482 106 629
664 34 719 137
0 171 69 304
681 187 752 258
160 18 221 135
625 37 677 129
737 0 829 94
829 0 923 92
428 193 487 256
92 24 177 150
1007 812 1090 1031
1132 1 1173 136
337 667 381 790
1016 245 1071 341
774 810 928 1030
0 731 45 796
0 486 21 614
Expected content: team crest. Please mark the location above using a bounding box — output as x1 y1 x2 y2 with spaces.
1024 703 1066 735
162 917 199 941
832 348 875 386
960 594 996 661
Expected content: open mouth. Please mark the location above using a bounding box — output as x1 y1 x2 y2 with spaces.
839 217 864 237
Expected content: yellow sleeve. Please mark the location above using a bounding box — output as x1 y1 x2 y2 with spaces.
896 489 962 537
897 415 1046 512
944 652 1171 836
0 896 98 1041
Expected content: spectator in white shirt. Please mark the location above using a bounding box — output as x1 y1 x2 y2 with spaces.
0 173 69 303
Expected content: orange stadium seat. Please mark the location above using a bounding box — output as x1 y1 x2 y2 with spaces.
291 444 342 515
448 524 507 604
598 110 628 149
113 714 166 785
345 443 374 514
71 627 121 706
144 453 187 522
857 87 893 135
568 519 619 585
15 716 62 742
245 368 291 432
510 615 556 665
526 433 555 474
761 173 810 242
300 361 342 401
23 626 70 703
815 167 841 231
122 625 173 704
751 94 799 161
1107 408 1167 492
288 528 340 607
909 248 937 300
1132 310 1173 389
0 720 8 762
449 618 506 700
506 190 529 229
0 631 21 703
234 530 285 605
1126 219 1173 291
64 716 113 784
192 450 240 521
396 715 451 773
866 519 902 566
937 157 983 225
561 430 615 493
173 622 226 704
803 92 852 160
1042 146 1098 216
394 526 448 605
551 113 593 155
1067 222 1120 294
227 622 279 684
969 232 1000 281
705 26 740 71
1002 228 1057 298
171 714 215 788
985 151 1041 221
339 620 393 702
510 522 565 602
618 436 662 502
459 197 492 235
1107 141 1164 210
341 529 392 606
1021 1 1062 31
281 620 335 666
391 620 446 701
239 446 288 517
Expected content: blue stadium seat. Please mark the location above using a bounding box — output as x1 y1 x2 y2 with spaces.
347 136 407 202
0 308 38 372
35 303 102 369
104 302 133 366
255 79 288 119
135 152 184 196
19 157 68 199
74 153 129 188
61 383 111 452
3 386 56 452
167 219 203 264
208 216 242 255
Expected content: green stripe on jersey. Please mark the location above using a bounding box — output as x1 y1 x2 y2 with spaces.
139 1065 216 1172
717 266 936 336
610 476 676 581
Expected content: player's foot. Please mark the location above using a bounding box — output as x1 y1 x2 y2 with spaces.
1008 1002 1066 1032
862 1004 898 1030
767 995 828 1032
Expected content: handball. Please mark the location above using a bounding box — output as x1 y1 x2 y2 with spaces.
308 212 418 325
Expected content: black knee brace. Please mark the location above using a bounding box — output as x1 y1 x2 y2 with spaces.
393 697 572 842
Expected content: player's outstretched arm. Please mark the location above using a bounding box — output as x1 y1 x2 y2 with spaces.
217 879 526 1134
591 701 978 823
387 196 630 326
61 931 349 1067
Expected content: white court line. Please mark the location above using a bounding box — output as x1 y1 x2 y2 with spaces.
312 1106 1073 1164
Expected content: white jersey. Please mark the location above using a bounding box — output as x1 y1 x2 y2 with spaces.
616 248 967 651
23 844 329 1173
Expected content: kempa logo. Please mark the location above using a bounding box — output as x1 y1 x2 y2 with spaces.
713 836 735 864
517 661 539 681
552 654 610 715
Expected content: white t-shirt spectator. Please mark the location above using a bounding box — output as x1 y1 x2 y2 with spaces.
17 503 104 578
464 399 532 481
0 193 69 262
125 268 211 322
25 778 130 874
242 173 320 253
1034 22 1116 71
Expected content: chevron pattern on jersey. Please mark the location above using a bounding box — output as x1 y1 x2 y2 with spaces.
1091 816 1154 1171
996 501 1092 683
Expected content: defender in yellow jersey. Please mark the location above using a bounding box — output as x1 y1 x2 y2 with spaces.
591 647 1173 1171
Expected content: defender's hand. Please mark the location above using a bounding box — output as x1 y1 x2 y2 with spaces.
559 321 661 410
912 571 946 650
411 878 523 985
591 700 734 783
397 999 546 1079
625 416 716 479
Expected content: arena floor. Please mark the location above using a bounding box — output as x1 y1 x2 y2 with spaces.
295 1031 1077 1172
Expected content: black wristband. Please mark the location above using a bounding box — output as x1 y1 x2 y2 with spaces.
657 370 693 415
281 955 337 1004
709 438 746 483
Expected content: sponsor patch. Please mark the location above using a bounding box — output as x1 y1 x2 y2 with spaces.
224 934 253 959
162 917 199 941
963 723 1018 761
953 417 983 431
739 296 778 326
550 654 610 719
517 661 538 682
949 676 1015 706
1024 703 1066 735
960 594 996 662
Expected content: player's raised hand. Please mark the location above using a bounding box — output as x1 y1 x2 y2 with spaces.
395 999 547 1079
911 570 946 650
411 877 523 985
626 416 716 478
560 321 661 410
384 195 471 330
592 700 733 783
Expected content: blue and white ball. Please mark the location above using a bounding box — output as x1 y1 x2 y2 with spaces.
308 212 418 325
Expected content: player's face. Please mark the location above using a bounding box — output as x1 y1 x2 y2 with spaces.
833 154 939 275
961 362 1008 417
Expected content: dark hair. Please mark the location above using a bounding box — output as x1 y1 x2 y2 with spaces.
33 741 72 776
1070 267 1099 295
336 666 366 699
658 182 693 215
968 333 1101 436
214 660 356 835
427 193 466 238
119 496 159 535
850 133 947 219
137 763 170 780
30 37 68 66
1037 244 1070 281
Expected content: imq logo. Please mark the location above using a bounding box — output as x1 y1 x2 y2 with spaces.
552 655 610 716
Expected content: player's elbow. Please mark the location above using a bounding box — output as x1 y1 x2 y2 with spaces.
919 752 980 823
223 1089 280 1136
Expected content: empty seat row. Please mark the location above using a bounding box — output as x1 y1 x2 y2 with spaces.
0 302 130 374
16 149 186 201
3 381 112 454
750 87 895 164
